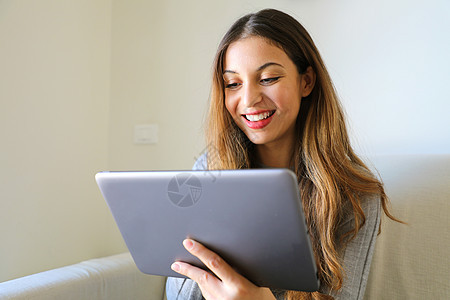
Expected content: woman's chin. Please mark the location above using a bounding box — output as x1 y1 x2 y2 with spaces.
244 132 271 145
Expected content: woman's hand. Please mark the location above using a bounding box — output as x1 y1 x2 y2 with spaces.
171 239 276 300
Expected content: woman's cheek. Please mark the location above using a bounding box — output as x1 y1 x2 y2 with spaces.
225 95 238 119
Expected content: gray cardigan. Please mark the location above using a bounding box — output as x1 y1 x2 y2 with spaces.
166 154 381 300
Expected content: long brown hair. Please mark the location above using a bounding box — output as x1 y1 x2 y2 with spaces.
205 9 398 299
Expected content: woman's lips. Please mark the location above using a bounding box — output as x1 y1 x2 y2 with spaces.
241 110 275 129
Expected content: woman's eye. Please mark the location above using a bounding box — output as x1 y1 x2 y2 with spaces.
260 77 280 85
225 82 241 89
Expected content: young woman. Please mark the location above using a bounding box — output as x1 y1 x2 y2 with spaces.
166 8 398 300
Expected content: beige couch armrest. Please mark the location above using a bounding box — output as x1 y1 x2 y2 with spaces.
0 253 166 300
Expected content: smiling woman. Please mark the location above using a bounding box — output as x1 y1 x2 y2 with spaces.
166 8 401 300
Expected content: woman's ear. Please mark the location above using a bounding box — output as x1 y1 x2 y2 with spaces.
300 66 316 97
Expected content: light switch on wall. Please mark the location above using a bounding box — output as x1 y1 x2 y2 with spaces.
134 124 158 144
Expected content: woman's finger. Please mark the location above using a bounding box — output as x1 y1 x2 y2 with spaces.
171 261 222 291
182 239 244 285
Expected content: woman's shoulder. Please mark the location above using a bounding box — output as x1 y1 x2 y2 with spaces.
358 192 381 213
345 162 382 224
339 192 381 239
359 193 382 224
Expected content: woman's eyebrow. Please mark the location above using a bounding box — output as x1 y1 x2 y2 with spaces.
223 62 284 75
223 69 238 75
257 62 284 71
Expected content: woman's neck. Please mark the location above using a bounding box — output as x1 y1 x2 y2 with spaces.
255 138 296 168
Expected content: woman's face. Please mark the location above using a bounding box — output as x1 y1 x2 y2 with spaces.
223 36 314 147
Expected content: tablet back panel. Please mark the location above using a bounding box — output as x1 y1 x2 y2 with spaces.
95 169 319 292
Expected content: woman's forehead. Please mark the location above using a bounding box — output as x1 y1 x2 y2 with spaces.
223 36 293 72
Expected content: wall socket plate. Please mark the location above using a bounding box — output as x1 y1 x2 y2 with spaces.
134 124 158 144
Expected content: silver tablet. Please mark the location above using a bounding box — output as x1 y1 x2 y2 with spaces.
95 168 319 292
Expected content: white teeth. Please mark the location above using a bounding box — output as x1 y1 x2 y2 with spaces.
245 111 272 122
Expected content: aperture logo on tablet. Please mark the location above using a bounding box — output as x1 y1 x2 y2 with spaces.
167 173 202 207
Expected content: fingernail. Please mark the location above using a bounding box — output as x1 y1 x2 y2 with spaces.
171 262 180 272
183 239 194 250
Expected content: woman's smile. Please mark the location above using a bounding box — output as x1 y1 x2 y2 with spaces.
242 109 276 129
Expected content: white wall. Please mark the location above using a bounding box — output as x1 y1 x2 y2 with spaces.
0 0 126 282
109 1 212 171
108 0 450 170
309 0 450 155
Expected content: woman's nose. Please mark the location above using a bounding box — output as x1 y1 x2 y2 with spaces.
242 83 262 107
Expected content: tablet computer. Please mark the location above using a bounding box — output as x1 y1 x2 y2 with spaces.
95 168 319 292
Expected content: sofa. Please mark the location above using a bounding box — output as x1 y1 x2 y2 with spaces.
1 155 449 300
364 154 450 299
